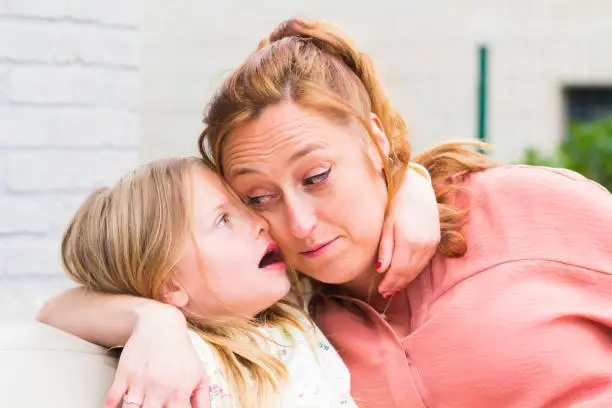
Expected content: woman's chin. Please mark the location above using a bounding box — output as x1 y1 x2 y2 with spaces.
301 265 370 286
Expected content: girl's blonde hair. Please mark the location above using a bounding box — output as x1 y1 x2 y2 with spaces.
199 18 497 258
61 157 305 407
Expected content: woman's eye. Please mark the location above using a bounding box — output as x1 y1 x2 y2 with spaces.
247 195 271 207
215 212 231 227
304 167 331 186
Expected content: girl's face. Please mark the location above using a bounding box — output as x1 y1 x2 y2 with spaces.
221 102 389 289
167 167 291 318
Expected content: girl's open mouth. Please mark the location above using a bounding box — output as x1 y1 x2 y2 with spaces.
258 242 284 268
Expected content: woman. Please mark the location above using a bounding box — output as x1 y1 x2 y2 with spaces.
40 18 612 408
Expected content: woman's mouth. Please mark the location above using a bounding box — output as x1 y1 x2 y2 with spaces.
258 242 285 269
299 238 338 258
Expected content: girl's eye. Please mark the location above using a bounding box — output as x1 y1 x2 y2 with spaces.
304 167 331 186
215 212 231 227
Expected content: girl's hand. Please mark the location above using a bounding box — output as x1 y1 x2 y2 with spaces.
377 164 440 297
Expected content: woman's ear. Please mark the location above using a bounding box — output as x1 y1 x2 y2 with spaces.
367 113 391 168
161 277 189 309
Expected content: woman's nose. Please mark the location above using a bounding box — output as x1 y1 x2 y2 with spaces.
285 194 317 239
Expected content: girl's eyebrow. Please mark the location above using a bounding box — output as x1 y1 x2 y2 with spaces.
213 200 228 214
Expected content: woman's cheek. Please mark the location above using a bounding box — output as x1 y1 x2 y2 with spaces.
263 212 293 247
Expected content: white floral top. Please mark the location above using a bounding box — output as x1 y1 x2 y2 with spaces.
188 310 357 408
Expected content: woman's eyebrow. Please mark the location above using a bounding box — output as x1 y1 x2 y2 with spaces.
290 145 324 162
231 166 260 178
229 145 325 178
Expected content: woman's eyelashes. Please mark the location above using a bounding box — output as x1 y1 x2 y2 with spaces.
244 167 332 207
303 166 332 186
247 194 273 207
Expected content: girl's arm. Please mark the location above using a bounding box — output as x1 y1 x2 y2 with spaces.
377 163 440 296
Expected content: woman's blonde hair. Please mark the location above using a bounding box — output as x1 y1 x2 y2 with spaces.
61 157 305 407
199 18 497 259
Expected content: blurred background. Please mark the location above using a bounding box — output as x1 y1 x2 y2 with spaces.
1 0 611 317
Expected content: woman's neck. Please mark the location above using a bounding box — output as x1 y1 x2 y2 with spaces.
333 266 382 302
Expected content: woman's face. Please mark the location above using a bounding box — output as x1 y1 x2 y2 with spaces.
222 102 389 288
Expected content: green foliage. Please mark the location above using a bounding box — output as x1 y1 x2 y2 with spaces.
520 116 612 191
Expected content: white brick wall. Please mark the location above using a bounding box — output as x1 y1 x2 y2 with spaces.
0 0 141 316
140 0 612 163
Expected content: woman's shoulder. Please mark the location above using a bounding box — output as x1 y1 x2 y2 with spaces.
465 164 607 199
447 165 611 274
458 165 610 222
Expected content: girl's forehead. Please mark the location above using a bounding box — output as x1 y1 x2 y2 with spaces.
189 166 246 209
188 168 226 203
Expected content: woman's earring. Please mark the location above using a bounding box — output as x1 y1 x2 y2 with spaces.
384 156 394 172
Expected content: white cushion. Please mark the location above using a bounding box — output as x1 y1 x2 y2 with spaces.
0 320 117 407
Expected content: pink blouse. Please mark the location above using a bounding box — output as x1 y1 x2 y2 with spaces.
312 166 612 408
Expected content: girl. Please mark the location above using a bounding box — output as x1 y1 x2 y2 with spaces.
60 157 358 408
